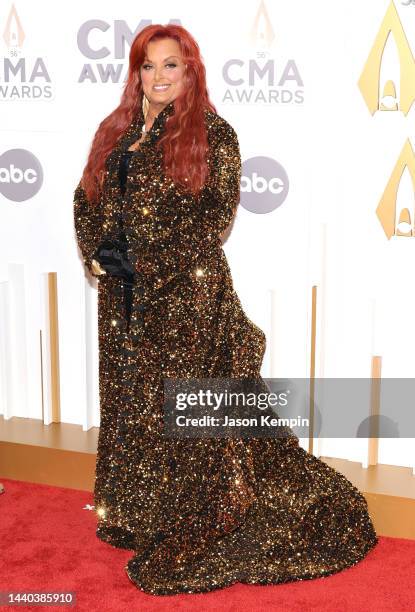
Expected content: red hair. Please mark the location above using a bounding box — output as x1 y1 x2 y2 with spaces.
81 24 216 205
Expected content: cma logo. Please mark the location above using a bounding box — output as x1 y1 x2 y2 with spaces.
223 59 302 87
358 1 415 115
0 149 43 201
240 156 289 214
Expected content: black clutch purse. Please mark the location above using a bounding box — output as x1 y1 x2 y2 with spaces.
93 234 136 333
93 234 135 283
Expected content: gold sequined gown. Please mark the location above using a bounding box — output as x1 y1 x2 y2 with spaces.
73 102 378 595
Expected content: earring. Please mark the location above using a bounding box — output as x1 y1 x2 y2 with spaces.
142 93 149 119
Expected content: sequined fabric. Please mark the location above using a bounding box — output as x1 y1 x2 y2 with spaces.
73 102 378 595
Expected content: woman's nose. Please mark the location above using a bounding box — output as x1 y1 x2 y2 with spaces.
154 65 164 81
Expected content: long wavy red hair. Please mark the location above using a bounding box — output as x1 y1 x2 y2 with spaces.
80 24 217 205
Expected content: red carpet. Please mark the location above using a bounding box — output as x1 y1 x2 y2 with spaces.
0 477 414 611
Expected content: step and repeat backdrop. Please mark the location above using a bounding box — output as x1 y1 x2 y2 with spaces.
1 0 414 469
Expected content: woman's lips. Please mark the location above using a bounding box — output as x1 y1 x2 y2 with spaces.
153 84 170 91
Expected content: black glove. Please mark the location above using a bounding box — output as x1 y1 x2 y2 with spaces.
93 235 135 283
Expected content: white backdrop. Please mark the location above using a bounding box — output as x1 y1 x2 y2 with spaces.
1 0 414 470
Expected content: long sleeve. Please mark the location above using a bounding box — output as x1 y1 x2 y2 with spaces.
135 119 242 285
73 179 106 278
198 122 241 241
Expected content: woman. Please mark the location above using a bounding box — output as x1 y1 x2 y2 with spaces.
73 24 378 595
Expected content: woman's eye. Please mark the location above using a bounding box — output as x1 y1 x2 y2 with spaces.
142 63 177 71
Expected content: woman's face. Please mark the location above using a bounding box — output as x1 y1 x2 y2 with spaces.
140 37 186 111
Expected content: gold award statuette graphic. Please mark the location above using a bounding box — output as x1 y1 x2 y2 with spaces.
358 1 415 238
376 139 415 239
358 1 415 115
250 0 275 51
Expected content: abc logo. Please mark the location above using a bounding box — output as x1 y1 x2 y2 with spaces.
0 149 43 201
240 156 289 214
242 173 283 194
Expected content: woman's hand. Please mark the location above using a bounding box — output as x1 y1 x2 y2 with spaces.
93 237 136 282
91 258 107 276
